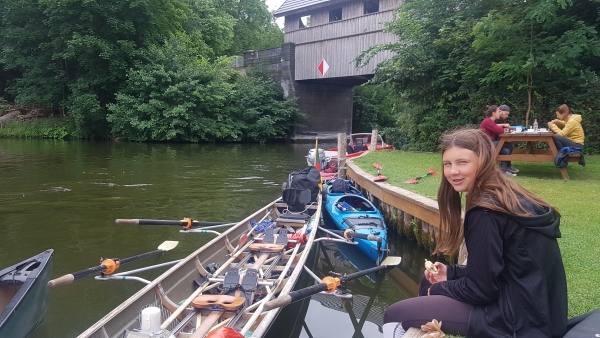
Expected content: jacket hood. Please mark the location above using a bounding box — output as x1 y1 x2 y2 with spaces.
571 114 582 123
507 199 561 239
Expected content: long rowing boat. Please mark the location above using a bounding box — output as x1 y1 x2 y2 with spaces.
76 188 321 338
0 249 54 338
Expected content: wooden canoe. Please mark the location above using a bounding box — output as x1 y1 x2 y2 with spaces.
77 192 321 338
0 249 54 338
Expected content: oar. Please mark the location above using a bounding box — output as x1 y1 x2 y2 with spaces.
372 163 388 182
404 168 438 184
328 229 382 243
47 241 179 287
116 218 235 229
314 137 321 171
263 262 399 311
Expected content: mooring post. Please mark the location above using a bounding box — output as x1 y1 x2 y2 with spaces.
337 133 347 178
370 129 378 150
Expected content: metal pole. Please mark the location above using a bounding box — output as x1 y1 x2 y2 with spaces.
338 133 347 179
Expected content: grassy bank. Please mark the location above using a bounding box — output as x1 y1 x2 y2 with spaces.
0 119 72 139
354 150 600 318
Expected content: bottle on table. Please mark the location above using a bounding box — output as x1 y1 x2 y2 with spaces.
533 118 539 132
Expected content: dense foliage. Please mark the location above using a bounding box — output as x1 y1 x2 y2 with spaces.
0 0 288 141
358 0 600 154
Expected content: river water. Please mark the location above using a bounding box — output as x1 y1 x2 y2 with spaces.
0 139 434 338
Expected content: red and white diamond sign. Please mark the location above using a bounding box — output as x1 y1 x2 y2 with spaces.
318 59 329 76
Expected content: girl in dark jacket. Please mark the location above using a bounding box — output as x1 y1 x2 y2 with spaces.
383 128 568 338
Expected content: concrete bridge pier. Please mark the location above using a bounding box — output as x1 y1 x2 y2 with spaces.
244 43 356 142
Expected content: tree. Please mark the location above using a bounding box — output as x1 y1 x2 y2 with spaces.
357 0 600 153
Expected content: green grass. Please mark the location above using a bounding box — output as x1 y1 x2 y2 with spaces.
0 118 71 139
355 150 600 318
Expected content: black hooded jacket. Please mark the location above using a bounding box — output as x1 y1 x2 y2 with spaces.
429 202 568 337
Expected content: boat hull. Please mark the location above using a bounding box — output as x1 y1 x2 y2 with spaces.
323 188 387 263
0 249 54 338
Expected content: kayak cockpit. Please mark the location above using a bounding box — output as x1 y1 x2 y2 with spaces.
342 216 385 230
335 196 376 212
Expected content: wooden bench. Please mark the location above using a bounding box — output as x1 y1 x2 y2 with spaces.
496 132 578 180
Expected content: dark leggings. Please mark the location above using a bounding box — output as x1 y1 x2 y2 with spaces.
383 275 472 335
493 140 513 170
553 135 583 151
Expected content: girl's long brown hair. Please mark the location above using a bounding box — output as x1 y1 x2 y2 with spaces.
433 128 559 255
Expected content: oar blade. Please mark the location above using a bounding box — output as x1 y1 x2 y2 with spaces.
158 240 179 251
380 256 402 267
374 175 388 182
403 179 419 184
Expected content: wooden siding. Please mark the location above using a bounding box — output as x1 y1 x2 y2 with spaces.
276 0 341 17
284 9 394 43
381 0 401 11
294 30 396 80
284 0 401 32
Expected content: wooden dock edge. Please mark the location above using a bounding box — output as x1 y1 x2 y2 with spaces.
345 160 467 264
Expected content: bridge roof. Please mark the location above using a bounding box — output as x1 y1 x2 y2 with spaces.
274 0 349 17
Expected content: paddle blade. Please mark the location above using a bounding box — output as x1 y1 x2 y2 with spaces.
314 138 321 171
380 256 402 267
429 168 438 176
374 175 388 182
158 240 179 251
207 327 244 338
403 179 419 184
238 234 248 248
372 163 382 170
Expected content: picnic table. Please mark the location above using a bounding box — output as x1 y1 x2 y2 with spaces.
495 131 580 180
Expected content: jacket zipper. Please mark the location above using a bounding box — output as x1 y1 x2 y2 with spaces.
504 286 517 338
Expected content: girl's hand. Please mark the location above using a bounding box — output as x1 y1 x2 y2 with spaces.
424 262 448 284
547 121 554 127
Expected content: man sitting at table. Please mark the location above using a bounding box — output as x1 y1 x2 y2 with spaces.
498 104 512 123
548 104 585 150
480 105 519 176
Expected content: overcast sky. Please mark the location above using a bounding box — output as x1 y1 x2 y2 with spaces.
267 0 286 28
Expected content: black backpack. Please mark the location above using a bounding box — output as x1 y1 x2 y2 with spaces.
330 178 348 194
288 167 322 202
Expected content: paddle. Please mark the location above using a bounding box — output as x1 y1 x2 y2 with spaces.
403 168 438 184
263 261 399 311
115 218 235 229
328 229 382 243
314 138 321 171
372 163 388 182
47 241 178 287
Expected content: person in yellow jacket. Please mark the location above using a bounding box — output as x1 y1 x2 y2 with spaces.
548 104 585 150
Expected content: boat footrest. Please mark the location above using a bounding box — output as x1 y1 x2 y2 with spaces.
278 213 310 221
275 217 307 228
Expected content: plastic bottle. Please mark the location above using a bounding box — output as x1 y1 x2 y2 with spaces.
533 118 538 132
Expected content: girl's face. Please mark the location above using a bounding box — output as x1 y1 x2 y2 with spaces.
490 109 500 120
443 146 479 193
555 110 567 121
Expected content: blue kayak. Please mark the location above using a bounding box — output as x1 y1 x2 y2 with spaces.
323 181 388 263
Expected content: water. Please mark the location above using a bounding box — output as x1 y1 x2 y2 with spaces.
0 139 433 338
